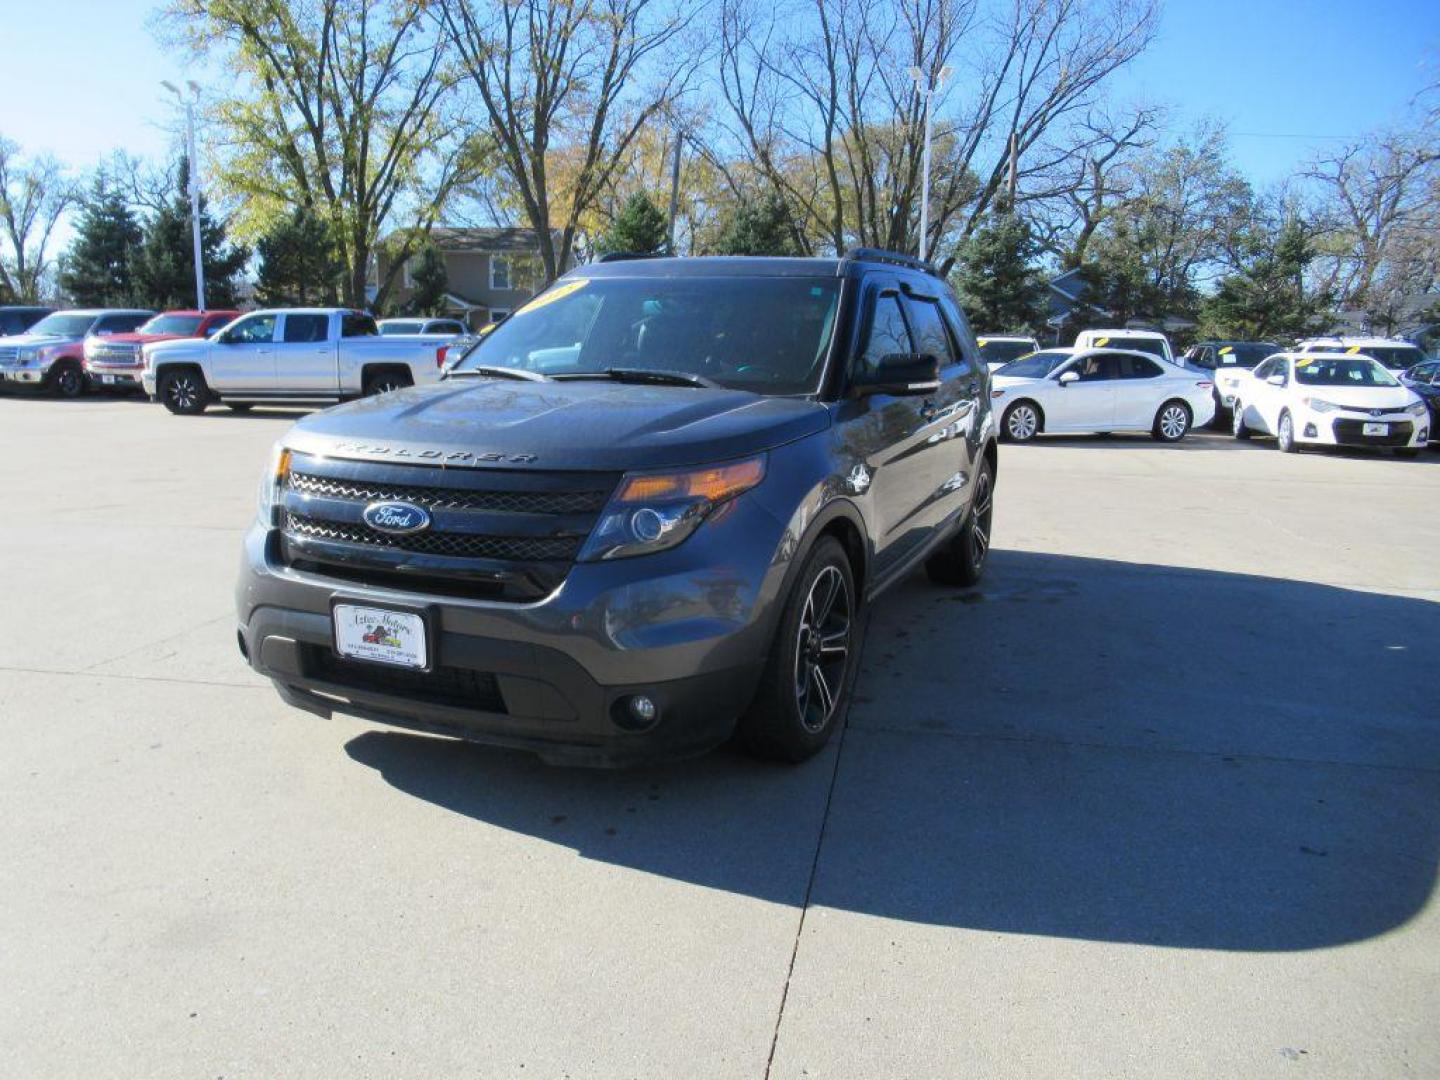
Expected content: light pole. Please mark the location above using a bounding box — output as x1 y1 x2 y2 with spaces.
162 80 206 310
907 66 952 263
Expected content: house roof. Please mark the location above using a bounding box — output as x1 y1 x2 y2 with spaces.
426 227 554 254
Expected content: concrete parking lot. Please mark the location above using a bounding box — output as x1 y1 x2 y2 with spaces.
2 392 1437 1079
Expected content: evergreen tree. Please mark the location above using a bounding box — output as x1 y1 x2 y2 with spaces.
601 192 669 255
710 192 802 256
1199 220 1330 341
255 207 342 305
952 212 1049 333
58 178 142 306
406 244 448 315
133 158 249 309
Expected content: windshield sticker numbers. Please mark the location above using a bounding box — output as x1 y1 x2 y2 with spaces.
1295 358 1313 368
514 279 589 318
1346 345 1362 354
1095 336 1110 346
977 338 989 347
1218 346 1234 355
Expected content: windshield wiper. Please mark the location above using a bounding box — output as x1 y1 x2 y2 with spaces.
559 367 719 389
447 365 549 382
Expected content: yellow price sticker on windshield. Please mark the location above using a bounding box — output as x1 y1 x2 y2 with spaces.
1295 357 1313 367
1095 336 1110 347
977 338 989 347
1346 345 1362 354
1218 346 1233 355
515 278 589 318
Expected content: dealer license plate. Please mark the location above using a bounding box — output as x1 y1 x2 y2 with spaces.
100 375 115 385
333 604 428 669
1363 422 1388 436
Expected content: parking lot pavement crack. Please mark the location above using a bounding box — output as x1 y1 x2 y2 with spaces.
0 665 269 692
78 612 234 674
852 722 1440 776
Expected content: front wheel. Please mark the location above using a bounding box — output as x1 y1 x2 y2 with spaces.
925 457 995 587
49 363 86 399
1002 401 1040 442
1232 402 1252 440
1276 410 1298 453
1153 400 1192 442
739 536 858 763
159 368 210 415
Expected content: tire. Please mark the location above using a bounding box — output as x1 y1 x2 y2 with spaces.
925 456 995 587
1276 410 1298 453
1002 401 1041 442
158 368 210 415
364 372 411 397
48 363 86 399
228 403 253 413
739 536 859 763
1232 402 1251 440
1153 400 1191 442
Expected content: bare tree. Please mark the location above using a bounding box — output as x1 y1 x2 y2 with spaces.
166 0 482 308
437 0 697 285
0 135 76 302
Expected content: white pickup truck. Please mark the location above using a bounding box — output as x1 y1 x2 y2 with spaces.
142 308 453 414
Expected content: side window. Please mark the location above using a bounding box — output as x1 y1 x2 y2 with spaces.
1121 355 1163 379
1193 347 1214 369
937 295 979 375
859 293 913 377
341 313 378 338
224 313 278 345
1073 353 1121 381
490 257 511 290
901 296 955 367
0 315 20 334
282 313 329 344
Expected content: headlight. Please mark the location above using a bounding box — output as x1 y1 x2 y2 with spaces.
17 347 37 364
257 444 292 527
579 455 766 561
1406 401 1428 417
1302 397 1341 413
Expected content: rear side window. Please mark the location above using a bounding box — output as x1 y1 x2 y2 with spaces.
1190 347 1214 369
859 294 913 377
341 313 379 338
1072 354 1122 381
1119 355 1163 379
283 313 329 343
901 296 955 366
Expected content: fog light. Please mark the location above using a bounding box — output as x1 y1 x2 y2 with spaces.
1303 423 1318 438
630 695 657 724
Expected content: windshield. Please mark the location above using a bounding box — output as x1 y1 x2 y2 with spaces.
27 313 96 337
996 350 1071 379
138 314 205 336
379 321 424 335
978 339 1036 365
1350 346 1423 370
1215 343 1275 367
1101 336 1166 360
1294 357 1400 387
451 276 842 394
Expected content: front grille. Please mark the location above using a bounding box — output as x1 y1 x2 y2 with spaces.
287 512 582 561
1332 419 1413 447
0 347 18 363
279 453 618 602
90 343 139 363
301 645 508 714
288 470 608 515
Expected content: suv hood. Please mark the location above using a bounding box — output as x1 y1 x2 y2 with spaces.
286 378 833 472
0 332 78 347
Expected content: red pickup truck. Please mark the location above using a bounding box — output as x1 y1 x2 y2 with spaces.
84 309 240 391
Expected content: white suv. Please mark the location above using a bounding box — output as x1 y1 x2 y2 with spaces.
1296 336 1426 374
1072 328 1174 365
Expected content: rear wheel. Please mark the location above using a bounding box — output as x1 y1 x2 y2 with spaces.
925 457 995 587
1232 402 1252 440
1153 400 1191 442
1002 401 1040 442
1276 410 1298 453
363 371 411 397
49 363 86 399
739 536 858 763
159 368 210 415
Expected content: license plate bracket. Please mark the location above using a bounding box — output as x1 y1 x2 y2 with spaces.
331 599 432 670
1363 421 1388 436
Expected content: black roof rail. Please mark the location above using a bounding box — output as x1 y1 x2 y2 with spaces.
842 247 940 276
597 251 672 263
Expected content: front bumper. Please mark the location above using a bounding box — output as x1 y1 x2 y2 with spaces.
236 494 793 766
0 362 50 386
84 363 144 388
1294 408 1427 448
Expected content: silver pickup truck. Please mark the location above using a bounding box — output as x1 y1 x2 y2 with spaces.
142 308 454 414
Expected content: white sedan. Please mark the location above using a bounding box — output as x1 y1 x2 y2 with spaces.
990 347 1216 442
1231 352 1430 456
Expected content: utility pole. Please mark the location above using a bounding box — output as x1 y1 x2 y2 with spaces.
162 80 206 310
666 128 684 255
1007 131 1019 210
908 66 952 263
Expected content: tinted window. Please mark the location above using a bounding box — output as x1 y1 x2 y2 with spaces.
27 313 97 336
902 296 955 366
996 351 1069 379
1217 343 1276 367
1119 355 1163 378
341 313 378 338
977 339 1036 366
0 314 25 334
379 321 424 336
96 313 150 334
138 314 205 336
1294 357 1398 387
283 313 329 343
428 320 466 335
860 295 913 377
1070 354 1122 381
1348 346 1423 371
224 313 278 344
1190 347 1214 369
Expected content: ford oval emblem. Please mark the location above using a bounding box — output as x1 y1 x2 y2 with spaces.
363 501 431 535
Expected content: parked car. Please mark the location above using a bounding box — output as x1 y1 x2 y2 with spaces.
1296 336 1427 373
1184 340 1281 425
1231 352 1429 456
1072 328 1175 365
142 308 456 414
377 317 470 337
990 347 1214 442
0 306 54 336
1398 358 1440 447
0 308 154 397
237 249 998 765
975 334 1040 371
84 309 240 392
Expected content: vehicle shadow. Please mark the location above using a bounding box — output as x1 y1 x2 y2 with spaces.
344 550 1440 952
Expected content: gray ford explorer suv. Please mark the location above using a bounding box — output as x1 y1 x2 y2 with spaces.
237 250 998 765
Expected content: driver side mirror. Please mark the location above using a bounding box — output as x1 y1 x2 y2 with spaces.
852 353 940 397
1057 370 1079 385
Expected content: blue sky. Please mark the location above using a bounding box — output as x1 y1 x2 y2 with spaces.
0 0 1436 190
